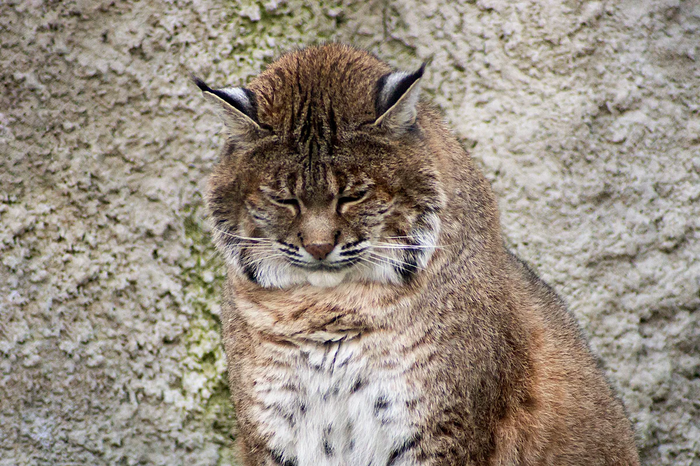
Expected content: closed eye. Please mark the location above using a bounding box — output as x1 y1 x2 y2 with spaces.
270 197 300 210
274 198 298 206
337 190 369 207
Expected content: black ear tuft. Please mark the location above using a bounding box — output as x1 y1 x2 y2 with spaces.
192 75 211 93
375 63 426 118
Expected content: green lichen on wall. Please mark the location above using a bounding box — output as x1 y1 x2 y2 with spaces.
217 0 346 80
181 204 237 463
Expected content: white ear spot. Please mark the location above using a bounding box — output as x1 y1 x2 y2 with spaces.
377 72 411 111
218 87 252 110
194 77 262 142
374 64 426 134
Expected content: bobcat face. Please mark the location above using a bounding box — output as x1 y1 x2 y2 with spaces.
210 141 442 288
201 45 444 288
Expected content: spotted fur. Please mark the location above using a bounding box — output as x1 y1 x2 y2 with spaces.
200 44 639 465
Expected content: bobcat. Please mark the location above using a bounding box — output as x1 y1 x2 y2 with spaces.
196 44 639 465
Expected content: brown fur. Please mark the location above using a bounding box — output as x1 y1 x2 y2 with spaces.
201 44 639 465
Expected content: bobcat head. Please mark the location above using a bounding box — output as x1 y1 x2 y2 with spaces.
198 44 445 288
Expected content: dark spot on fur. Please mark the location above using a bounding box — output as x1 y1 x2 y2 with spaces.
374 396 390 416
270 449 298 466
329 105 338 144
322 384 341 401
323 438 334 457
351 378 367 393
291 307 309 320
312 362 325 373
395 249 419 282
387 434 422 465
522 393 537 411
323 315 342 327
242 261 258 283
282 411 296 427
435 417 466 438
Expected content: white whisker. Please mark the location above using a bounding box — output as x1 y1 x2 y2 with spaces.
245 253 285 267
212 228 272 243
373 244 446 250
369 252 426 271
355 257 379 272
357 255 388 270
364 253 400 269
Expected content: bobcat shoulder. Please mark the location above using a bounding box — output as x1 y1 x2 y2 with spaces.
198 44 639 465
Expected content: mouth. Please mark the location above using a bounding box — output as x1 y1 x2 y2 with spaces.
287 258 361 272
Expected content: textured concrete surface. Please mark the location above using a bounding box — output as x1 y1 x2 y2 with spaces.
1 0 698 464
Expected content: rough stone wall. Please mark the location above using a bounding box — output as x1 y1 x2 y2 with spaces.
1 0 697 464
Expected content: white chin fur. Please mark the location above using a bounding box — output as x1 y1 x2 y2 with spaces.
307 270 347 288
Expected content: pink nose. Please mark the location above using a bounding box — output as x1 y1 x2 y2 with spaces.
304 242 334 260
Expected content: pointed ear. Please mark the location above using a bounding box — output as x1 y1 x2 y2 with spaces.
373 63 426 134
193 76 264 142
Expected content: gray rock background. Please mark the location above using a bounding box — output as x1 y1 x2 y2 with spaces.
1 0 698 464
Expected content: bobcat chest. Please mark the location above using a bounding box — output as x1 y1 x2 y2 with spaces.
251 337 419 466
